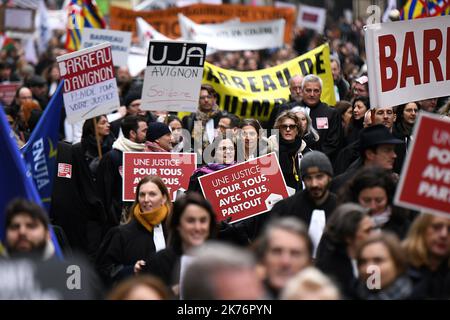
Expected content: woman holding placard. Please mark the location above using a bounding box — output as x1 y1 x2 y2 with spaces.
187 135 237 195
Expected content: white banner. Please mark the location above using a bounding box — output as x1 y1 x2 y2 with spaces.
81 28 132 67
365 16 450 108
178 13 285 51
57 43 120 124
296 4 326 34
141 40 207 112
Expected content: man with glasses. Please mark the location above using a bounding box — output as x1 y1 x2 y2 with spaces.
300 75 342 162
182 84 226 164
266 74 304 129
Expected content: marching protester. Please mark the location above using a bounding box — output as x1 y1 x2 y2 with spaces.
96 176 171 287
236 118 274 162
137 193 218 297
266 74 304 129
51 115 116 260
181 242 265 300
254 217 313 299
187 136 236 195
338 166 412 239
96 115 148 229
355 232 414 300
315 203 377 298
290 106 320 152
331 124 403 194
145 122 173 152
269 111 311 192
298 75 342 161
182 84 225 161
2 198 55 261
166 115 186 152
403 213 450 299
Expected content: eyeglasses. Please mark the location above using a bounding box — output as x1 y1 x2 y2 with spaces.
200 95 213 100
280 124 298 131
220 147 235 153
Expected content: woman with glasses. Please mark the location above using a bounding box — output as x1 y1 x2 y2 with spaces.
187 135 237 195
269 111 311 192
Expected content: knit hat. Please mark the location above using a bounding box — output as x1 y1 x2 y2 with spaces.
124 90 142 108
300 151 333 178
146 122 171 142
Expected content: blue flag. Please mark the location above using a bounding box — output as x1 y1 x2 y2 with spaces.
21 81 64 212
0 105 42 241
0 99 63 258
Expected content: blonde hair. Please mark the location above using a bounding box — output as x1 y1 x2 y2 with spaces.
280 267 340 300
403 213 450 268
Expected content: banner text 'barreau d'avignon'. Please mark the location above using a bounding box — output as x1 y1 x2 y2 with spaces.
109 3 296 44
199 44 335 123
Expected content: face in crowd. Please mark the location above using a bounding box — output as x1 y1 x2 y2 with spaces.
358 186 389 215
96 115 111 138
138 181 167 212
353 100 369 121
289 76 303 103
177 204 211 251
279 117 299 142
131 120 148 144
199 89 216 113
214 138 235 165
425 215 450 262
241 125 259 151
294 111 308 134
303 166 331 203
365 144 397 170
302 81 322 107
331 60 342 82
128 99 146 117
263 228 311 292
169 119 183 145
358 240 400 289
373 107 396 129
217 117 232 135
6 213 49 258
402 102 419 125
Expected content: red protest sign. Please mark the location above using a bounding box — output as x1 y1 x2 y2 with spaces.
122 152 197 202
56 43 120 124
394 113 450 217
0 82 21 106
199 153 289 224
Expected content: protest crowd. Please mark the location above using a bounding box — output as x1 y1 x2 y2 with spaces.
0 0 449 301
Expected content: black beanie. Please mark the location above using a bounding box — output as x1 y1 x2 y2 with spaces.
147 122 171 142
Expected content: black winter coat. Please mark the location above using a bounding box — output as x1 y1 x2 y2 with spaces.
315 235 357 299
95 218 168 287
50 141 107 261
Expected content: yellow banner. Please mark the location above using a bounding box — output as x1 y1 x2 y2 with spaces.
186 44 335 123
